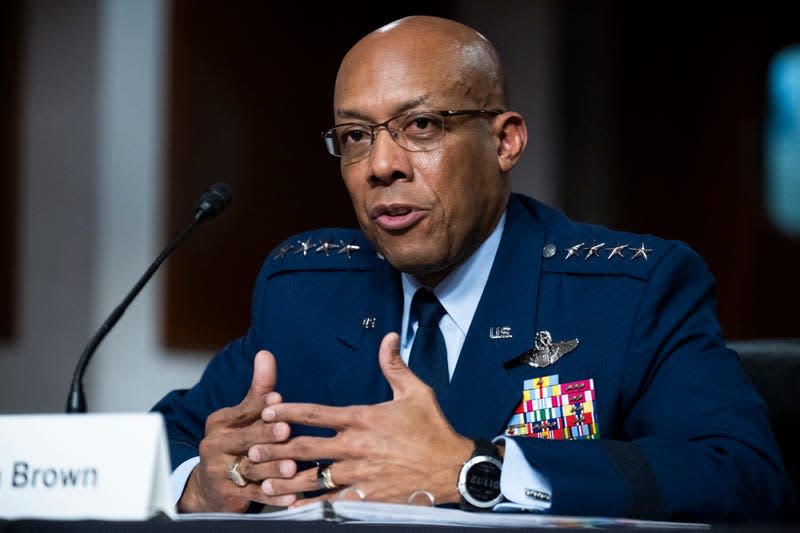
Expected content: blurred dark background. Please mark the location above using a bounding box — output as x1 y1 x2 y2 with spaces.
161 1 800 349
1 1 798 377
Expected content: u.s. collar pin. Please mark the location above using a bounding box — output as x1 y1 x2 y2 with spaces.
519 330 579 368
489 326 513 339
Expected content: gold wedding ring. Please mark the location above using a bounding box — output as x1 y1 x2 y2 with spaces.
316 463 337 490
228 455 248 487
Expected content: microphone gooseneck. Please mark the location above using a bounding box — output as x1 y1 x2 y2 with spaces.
66 182 232 413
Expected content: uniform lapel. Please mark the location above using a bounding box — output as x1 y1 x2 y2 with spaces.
329 269 402 406
324 198 545 437
440 198 544 437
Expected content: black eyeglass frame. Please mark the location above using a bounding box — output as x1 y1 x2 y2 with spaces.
321 109 505 159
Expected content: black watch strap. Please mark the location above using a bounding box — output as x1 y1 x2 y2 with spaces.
471 437 500 459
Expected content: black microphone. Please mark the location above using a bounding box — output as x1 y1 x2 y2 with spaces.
65 182 232 413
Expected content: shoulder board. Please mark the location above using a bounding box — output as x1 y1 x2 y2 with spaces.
539 227 680 280
514 194 685 280
262 228 385 276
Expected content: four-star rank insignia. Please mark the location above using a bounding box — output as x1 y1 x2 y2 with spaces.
520 331 579 368
546 241 655 261
272 236 364 260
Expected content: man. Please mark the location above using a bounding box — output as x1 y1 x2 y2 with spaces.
152 15 796 521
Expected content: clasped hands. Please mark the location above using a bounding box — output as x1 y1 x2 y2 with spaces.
177 332 473 513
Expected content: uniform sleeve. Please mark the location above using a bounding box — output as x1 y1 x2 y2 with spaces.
508 243 796 521
150 253 273 470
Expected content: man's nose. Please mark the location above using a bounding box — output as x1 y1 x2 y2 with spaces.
368 128 408 183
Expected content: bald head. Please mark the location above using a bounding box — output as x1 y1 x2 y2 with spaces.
334 16 508 116
330 15 527 286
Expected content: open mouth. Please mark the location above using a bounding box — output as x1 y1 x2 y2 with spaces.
370 204 426 231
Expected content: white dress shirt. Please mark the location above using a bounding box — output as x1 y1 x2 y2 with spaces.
399 213 551 511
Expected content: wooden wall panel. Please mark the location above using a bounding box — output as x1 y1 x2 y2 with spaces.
0 0 21 341
163 2 455 350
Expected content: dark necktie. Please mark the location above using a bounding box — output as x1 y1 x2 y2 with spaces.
408 288 449 399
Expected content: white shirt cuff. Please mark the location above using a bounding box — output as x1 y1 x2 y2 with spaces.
493 436 552 512
170 456 200 507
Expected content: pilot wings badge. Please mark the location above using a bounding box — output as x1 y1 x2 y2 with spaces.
520 331 579 368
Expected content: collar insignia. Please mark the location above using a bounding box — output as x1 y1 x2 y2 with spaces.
489 326 513 339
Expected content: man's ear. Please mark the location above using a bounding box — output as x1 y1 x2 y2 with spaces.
495 112 528 172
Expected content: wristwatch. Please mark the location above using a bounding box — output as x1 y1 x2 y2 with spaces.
457 438 503 511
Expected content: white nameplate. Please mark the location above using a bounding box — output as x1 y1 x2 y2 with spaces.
0 412 174 520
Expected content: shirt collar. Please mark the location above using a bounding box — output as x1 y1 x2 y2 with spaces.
401 211 507 343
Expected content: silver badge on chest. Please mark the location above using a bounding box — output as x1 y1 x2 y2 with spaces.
520 331 579 368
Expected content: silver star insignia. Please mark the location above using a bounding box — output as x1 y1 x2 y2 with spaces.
337 239 361 259
519 330 579 368
294 238 315 256
564 243 584 260
630 243 653 261
584 242 605 260
273 244 293 259
605 244 628 259
315 237 340 256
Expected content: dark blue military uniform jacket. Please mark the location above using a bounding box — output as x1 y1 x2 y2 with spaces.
152 194 796 521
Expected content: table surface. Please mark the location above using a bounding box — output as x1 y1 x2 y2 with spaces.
2 517 799 533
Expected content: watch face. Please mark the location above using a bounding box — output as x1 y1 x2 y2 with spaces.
459 455 503 508
466 461 501 502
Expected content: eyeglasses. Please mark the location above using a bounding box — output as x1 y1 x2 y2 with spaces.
322 109 503 162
